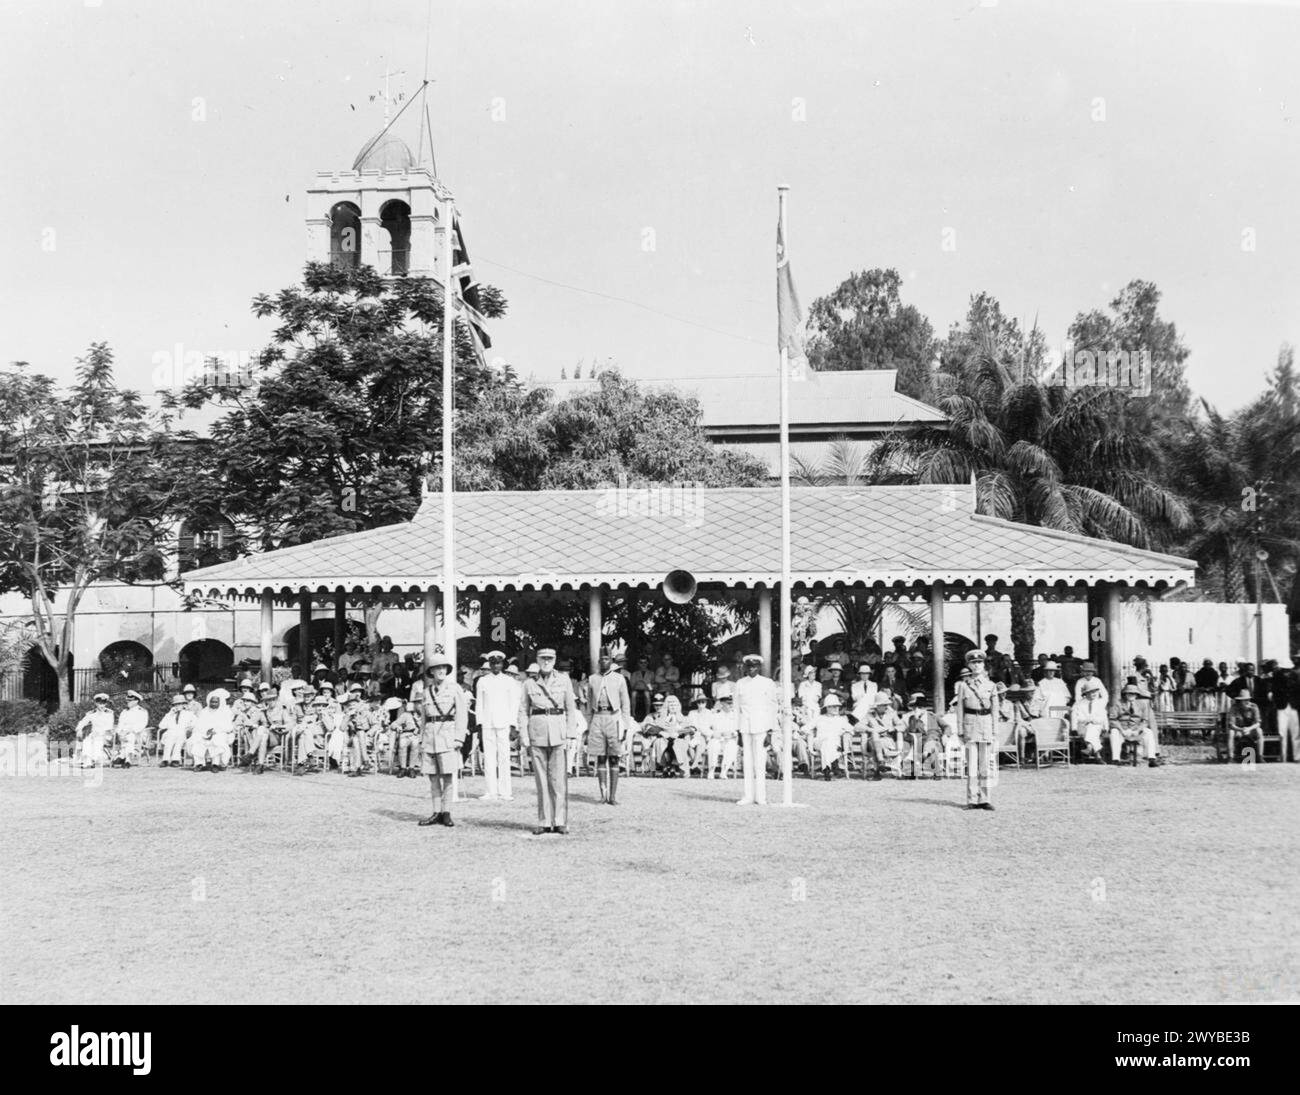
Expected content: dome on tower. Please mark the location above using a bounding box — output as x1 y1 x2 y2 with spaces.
352 132 416 173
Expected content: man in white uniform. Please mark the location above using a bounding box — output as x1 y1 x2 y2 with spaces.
158 694 194 767
1071 681 1109 762
734 653 778 806
475 650 520 800
706 692 739 778
74 694 115 769
114 690 149 767
1036 660 1072 716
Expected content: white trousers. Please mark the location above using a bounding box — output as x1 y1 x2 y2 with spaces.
707 738 738 777
1278 706 1299 761
1078 720 1105 753
481 725 512 797
739 733 767 803
161 731 186 763
1110 727 1158 761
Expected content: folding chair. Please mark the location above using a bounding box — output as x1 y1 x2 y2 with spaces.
995 717 1021 769
1032 717 1070 768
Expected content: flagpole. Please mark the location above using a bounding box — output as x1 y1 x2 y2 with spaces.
778 184 794 807
441 197 457 675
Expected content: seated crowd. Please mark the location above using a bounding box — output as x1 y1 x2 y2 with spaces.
73 630 1297 777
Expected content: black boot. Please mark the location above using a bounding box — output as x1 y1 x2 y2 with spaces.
418 815 440 826
439 812 455 827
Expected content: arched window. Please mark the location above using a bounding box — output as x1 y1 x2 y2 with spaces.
178 516 238 574
178 639 234 685
329 201 362 270
380 199 411 276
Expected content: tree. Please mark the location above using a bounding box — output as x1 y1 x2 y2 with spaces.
1066 279 1192 450
165 262 508 645
168 262 508 551
1170 345 1300 608
804 268 937 400
456 369 769 666
868 296 1191 666
0 346 173 707
455 368 769 490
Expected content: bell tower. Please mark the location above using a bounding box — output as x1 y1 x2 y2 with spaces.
306 131 451 280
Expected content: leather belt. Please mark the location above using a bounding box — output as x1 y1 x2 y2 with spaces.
532 708 564 716
964 707 991 715
428 715 455 723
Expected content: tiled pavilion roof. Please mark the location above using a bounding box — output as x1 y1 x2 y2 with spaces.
183 485 1197 601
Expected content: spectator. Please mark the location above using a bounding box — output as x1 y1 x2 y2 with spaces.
1227 688 1264 761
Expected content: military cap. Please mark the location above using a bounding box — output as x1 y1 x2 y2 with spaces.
125 690 143 701
965 650 986 664
486 650 506 661
537 648 557 659
93 692 111 702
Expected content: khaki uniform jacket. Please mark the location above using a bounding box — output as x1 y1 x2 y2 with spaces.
420 679 468 760
953 676 999 744
518 672 578 748
585 671 632 732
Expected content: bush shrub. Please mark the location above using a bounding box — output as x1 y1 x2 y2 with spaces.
0 699 48 736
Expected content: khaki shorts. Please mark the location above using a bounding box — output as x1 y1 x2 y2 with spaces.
587 712 623 757
421 749 457 777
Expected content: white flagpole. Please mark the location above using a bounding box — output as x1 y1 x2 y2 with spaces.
778 184 794 807
441 198 457 675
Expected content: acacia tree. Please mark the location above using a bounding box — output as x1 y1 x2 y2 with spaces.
0 345 172 707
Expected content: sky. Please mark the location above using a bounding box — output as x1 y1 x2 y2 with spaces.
2 0 1298 412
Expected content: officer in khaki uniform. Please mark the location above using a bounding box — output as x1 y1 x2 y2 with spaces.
418 655 468 828
585 647 632 805
953 648 1000 810
518 647 578 834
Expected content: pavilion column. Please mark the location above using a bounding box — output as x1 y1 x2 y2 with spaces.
929 582 946 712
588 587 603 674
479 590 495 650
298 593 312 676
1098 582 1123 699
423 588 439 665
758 587 773 673
333 591 347 668
259 590 274 683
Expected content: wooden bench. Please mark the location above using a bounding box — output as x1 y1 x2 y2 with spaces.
1155 710 1220 744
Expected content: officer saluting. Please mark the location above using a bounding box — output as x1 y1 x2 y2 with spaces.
954 648 1000 810
518 647 578 835
418 655 468 828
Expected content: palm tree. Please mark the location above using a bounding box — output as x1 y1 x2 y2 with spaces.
1170 367 1300 604
865 326 1190 666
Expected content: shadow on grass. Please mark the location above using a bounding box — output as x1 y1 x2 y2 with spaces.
896 797 971 811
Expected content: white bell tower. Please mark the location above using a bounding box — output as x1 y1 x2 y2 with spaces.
306 131 451 280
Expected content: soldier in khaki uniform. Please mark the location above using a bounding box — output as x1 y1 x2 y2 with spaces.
418 655 468 828
585 648 632 805
518 647 578 834
954 648 1000 810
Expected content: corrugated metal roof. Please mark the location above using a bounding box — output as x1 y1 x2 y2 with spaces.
183 485 1197 597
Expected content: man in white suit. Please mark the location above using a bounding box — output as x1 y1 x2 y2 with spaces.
475 650 520 800
734 653 778 806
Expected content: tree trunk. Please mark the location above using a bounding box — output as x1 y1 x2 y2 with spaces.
1009 587 1035 674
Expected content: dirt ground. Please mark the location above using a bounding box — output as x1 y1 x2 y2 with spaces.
2 750 1297 1004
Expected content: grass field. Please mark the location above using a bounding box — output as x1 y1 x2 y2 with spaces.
2 751 1297 1004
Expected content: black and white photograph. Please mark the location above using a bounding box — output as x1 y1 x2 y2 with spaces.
0 0 1297 1056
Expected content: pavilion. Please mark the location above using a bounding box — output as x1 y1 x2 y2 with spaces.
183 483 1196 707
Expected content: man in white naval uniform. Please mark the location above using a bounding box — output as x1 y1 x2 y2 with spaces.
734 653 778 806
475 650 520 800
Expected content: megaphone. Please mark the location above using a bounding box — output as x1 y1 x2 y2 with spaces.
662 569 697 605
